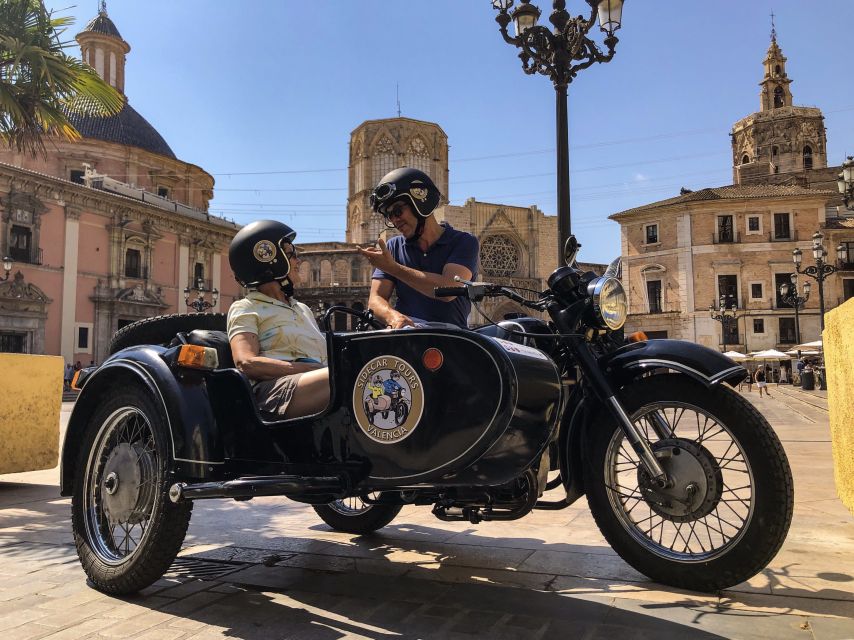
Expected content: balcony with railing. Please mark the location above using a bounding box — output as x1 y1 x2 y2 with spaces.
7 246 43 265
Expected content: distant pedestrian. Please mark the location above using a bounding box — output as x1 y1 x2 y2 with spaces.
755 366 772 398
63 363 73 390
779 366 788 384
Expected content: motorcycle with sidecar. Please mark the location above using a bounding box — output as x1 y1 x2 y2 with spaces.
62 240 793 595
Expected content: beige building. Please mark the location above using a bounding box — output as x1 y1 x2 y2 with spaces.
611 30 853 351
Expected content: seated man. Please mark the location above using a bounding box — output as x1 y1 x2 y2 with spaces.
226 220 328 419
358 167 479 329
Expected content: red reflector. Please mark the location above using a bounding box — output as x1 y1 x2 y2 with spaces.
422 348 443 371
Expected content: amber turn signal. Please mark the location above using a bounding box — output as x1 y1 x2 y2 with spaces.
627 331 649 343
176 344 219 370
422 348 444 371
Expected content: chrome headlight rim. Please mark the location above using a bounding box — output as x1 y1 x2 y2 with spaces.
588 276 627 331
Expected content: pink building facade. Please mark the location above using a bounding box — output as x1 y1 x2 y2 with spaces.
0 8 241 364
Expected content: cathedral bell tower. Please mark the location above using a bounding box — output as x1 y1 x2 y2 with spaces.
75 1 130 95
731 21 827 185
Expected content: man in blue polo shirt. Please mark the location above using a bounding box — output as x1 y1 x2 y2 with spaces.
358 168 479 329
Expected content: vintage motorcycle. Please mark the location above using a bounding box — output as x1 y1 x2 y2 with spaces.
62 239 793 595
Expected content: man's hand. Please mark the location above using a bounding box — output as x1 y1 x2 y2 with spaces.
388 311 415 330
357 238 398 275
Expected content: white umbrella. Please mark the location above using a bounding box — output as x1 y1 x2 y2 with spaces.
785 349 820 356
751 349 789 359
794 340 822 351
723 350 750 360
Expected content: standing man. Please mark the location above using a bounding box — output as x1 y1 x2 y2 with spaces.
359 168 479 329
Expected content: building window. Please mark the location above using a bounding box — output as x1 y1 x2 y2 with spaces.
840 241 854 270
741 154 750 165
753 319 765 334
774 273 794 308
843 279 854 302
157 186 170 198
194 262 204 284
645 330 668 339
717 215 735 243
350 260 361 284
750 283 763 300
372 136 396 186
405 137 432 180
773 86 784 108
75 323 93 353
645 224 658 244
779 318 796 344
0 332 26 353
773 213 791 240
771 146 778 159
8 225 32 262
480 235 520 277
125 248 141 278
646 279 662 313
803 146 813 170
747 216 760 233
69 169 85 184
717 275 738 306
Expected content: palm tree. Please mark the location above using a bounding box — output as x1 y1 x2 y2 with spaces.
0 0 122 156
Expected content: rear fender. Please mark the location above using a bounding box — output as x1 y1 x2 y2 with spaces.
599 339 747 388
59 347 223 496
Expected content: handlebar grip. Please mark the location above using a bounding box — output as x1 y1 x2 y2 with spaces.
434 286 468 297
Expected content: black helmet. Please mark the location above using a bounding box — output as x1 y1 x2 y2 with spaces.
229 220 297 288
370 167 441 218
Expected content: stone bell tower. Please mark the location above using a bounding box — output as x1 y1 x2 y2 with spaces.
346 117 449 244
731 21 827 185
75 1 130 95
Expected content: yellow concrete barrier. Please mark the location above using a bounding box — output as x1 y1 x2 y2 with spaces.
825 299 854 515
0 354 63 474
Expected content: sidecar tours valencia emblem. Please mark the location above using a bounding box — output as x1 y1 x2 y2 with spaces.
253 240 276 263
353 355 424 444
410 186 428 202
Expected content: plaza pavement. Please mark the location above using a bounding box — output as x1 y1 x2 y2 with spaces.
0 386 852 639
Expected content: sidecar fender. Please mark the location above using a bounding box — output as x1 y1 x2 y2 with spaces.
59 346 222 496
598 339 747 388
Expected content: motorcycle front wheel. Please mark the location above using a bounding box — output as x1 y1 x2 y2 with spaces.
584 374 793 592
71 389 193 594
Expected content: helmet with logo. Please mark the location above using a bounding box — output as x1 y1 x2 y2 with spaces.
373 374 383 385
390 370 400 380
370 167 441 218
229 220 297 288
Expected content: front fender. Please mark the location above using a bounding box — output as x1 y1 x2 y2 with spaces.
59 346 222 496
599 339 747 388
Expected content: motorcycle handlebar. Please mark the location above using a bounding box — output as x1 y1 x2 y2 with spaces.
434 286 469 297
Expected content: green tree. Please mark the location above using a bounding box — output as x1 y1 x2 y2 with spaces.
0 0 122 156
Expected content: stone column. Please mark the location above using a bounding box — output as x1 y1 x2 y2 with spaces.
60 207 81 363
178 241 189 314
212 253 222 312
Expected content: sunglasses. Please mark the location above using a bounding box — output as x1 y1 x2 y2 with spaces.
384 203 409 220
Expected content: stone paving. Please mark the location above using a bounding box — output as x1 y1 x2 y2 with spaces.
1 387 852 639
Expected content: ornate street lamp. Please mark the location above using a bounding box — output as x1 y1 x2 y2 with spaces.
492 0 624 262
184 277 219 313
1 256 12 282
779 273 809 345
838 156 854 211
793 231 845 331
709 295 742 353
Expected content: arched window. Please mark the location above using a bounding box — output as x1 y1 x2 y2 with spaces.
298 261 310 283
803 146 813 170
480 235 520 277
125 248 142 279
350 259 362 284
333 259 348 285
773 86 784 108
320 259 332 284
371 136 396 185
352 140 365 192
405 136 432 179
742 154 750 165
774 64 781 75
772 146 778 158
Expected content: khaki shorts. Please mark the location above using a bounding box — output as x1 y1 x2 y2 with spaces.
253 373 303 416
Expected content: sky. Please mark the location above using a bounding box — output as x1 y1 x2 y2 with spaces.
47 1 854 264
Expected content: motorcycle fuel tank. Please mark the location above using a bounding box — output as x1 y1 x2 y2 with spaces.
332 328 562 487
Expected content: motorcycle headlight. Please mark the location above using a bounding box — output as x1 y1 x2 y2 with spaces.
587 277 627 331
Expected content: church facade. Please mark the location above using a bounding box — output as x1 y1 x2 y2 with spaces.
611 29 853 351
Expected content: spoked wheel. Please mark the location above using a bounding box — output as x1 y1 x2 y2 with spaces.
394 402 409 426
71 390 192 594
313 494 402 534
584 375 793 592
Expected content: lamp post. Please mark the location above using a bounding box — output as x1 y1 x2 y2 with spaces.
1 256 11 282
779 273 809 345
492 0 624 262
184 277 219 313
792 231 845 331
838 156 854 211
709 295 742 353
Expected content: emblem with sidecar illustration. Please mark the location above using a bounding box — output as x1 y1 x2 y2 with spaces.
353 355 424 443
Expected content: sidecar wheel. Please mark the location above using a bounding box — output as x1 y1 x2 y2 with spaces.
584 375 793 592
394 402 409 426
313 496 402 534
71 389 192 594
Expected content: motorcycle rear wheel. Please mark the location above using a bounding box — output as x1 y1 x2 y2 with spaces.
313 495 402 534
584 375 793 592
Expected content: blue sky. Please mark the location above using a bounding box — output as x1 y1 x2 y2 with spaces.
50 1 854 264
